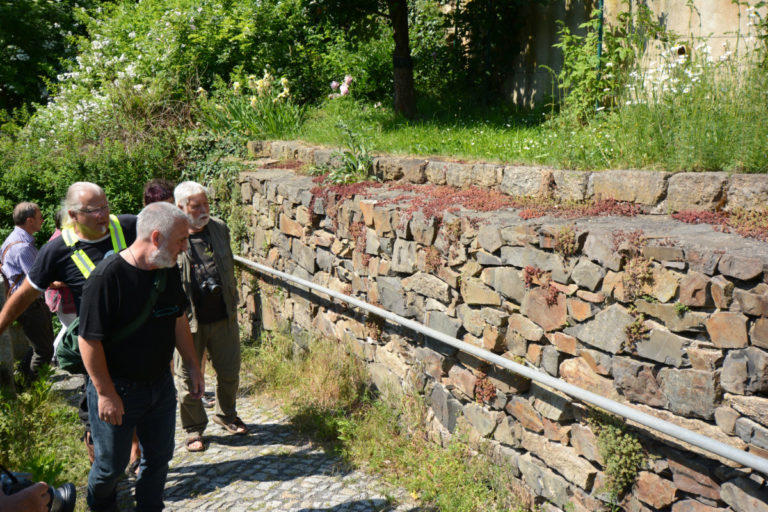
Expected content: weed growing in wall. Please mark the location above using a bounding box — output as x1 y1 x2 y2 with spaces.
554 225 579 260
589 408 646 504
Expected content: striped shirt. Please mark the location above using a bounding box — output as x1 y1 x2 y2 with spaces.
1 226 37 294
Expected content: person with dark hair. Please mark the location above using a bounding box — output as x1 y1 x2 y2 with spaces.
79 201 203 512
143 179 176 206
0 202 54 383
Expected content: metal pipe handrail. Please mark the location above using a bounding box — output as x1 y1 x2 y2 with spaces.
234 254 768 475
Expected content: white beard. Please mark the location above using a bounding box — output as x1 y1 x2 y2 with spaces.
148 245 177 268
189 213 210 230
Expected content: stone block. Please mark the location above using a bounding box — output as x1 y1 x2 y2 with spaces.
583 231 623 271
520 430 597 490
391 239 417 273
734 288 768 317
552 169 590 202
576 289 605 303
570 423 603 464
668 458 721 501
517 453 571 508
667 172 728 212
402 272 450 302
426 310 461 339
500 166 550 197
671 499 725 512
721 477 768 512
722 347 768 395
541 346 564 376
591 169 669 205
429 383 463 433
659 368 720 420
567 297 594 322
531 382 574 422
507 313 544 342
680 271 712 307
376 276 413 318
565 304 633 354
718 254 765 281
291 240 316 272
643 244 685 262
547 332 578 355
635 300 709 332
475 250 502 266
711 275 735 309
637 328 688 367
521 287 567 332
493 415 522 447
579 348 613 375
726 174 768 211
448 363 477 398
612 356 667 407
457 304 485 337
571 258 605 291
477 225 503 253
279 213 304 238
634 471 677 509
488 365 530 395
471 162 502 188
463 402 503 437
481 267 526 303
560 357 619 400
729 394 768 428
461 278 502 306
444 162 472 188
706 311 749 349
409 210 437 245
714 405 740 435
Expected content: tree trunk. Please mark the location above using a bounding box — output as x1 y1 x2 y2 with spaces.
386 0 416 119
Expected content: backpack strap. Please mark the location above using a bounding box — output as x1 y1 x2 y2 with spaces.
111 269 167 343
1 240 28 295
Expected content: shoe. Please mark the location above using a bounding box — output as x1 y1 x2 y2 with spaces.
184 435 206 452
201 395 215 409
212 415 248 435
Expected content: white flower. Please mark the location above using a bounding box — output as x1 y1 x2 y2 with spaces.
128 31 136 39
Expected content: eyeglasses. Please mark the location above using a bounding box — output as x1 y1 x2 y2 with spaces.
78 205 110 215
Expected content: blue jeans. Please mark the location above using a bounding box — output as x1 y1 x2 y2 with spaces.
87 371 177 512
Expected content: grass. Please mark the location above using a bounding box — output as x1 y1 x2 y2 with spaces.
242 326 528 512
0 366 90 492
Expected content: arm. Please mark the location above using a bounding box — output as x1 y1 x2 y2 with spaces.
79 336 124 425
0 279 41 335
0 481 50 512
174 315 204 400
176 315 205 398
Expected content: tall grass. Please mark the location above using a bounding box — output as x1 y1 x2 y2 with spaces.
241 327 528 512
0 367 89 487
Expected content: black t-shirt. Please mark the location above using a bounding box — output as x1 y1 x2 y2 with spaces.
27 214 137 313
78 256 188 382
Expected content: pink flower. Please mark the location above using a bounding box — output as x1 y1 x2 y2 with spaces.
344 74 353 85
330 81 339 90
339 84 349 95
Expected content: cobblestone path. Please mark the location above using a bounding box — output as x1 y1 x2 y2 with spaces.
113 392 420 512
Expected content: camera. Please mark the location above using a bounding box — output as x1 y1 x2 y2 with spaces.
200 277 222 297
0 466 76 512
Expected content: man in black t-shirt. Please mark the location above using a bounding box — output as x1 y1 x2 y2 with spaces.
79 201 203 512
0 182 137 334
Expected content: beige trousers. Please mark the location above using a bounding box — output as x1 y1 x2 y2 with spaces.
175 316 240 435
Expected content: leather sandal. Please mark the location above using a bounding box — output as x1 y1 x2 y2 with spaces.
212 415 248 435
184 435 206 452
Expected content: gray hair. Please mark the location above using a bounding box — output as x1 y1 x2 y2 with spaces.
64 182 104 213
174 181 208 207
137 201 189 240
12 202 39 226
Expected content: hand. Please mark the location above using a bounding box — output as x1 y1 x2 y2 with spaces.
188 365 205 400
97 391 124 425
49 281 66 289
0 482 50 512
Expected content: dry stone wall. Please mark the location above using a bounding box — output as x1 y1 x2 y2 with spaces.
234 141 768 512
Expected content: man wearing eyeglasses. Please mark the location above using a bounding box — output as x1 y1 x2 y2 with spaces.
0 181 137 461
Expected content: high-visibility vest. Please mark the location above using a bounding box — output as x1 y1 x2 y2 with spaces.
60 214 127 279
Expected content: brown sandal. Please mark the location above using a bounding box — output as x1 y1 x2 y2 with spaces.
212 415 248 435
184 435 206 452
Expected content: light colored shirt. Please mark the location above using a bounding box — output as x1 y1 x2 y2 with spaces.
1 226 37 294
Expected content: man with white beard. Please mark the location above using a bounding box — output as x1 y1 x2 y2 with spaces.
173 181 246 453
78 201 204 512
